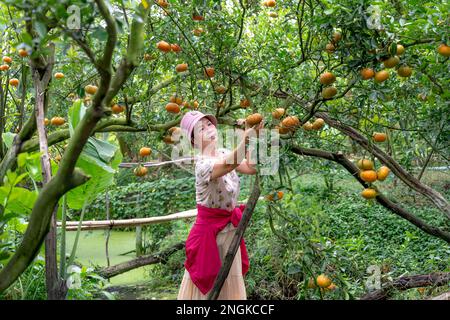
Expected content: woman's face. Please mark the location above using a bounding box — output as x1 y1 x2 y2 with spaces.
192 118 217 148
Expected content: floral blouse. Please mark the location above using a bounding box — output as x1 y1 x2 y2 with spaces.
195 148 240 211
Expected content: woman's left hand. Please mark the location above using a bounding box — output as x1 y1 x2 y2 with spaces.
236 118 246 127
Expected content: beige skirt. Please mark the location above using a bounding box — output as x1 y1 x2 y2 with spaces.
177 222 247 300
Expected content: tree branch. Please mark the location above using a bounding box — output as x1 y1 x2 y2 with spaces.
290 145 450 243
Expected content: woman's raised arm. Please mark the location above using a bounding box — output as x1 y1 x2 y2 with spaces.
210 123 262 179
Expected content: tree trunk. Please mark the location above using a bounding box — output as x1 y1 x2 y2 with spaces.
32 44 67 300
135 226 143 257
360 272 450 300
97 242 185 279
105 191 111 267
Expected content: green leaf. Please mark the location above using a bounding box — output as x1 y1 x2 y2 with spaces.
0 186 37 215
83 137 118 167
91 27 108 41
68 99 85 136
2 132 16 149
24 152 44 181
65 142 117 209
35 21 48 38
17 152 28 168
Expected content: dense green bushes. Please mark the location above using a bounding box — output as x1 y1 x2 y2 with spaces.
83 176 197 220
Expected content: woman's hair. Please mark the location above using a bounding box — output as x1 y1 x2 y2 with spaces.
191 131 195 147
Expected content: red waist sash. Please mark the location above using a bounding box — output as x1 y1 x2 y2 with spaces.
183 203 250 295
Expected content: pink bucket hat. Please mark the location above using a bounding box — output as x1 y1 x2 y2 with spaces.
180 111 218 145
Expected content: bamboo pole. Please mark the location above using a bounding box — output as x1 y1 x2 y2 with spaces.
57 209 198 231
57 197 265 231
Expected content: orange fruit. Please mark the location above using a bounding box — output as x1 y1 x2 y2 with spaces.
282 115 300 128
111 104 124 114
377 166 390 181
272 108 285 119
134 166 148 177
44 118 50 126
18 49 28 57
264 0 276 7
357 159 374 170
193 28 205 36
360 170 378 183
360 68 375 80
316 274 332 288
265 190 283 201
246 113 263 126
374 70 389 83
322 86 337 99
54 72 64 79
372 132 387 142
361 188 377 199
171 44 182 52
312 118 325 130
397 65 412 77
0 64 10 71
156 41 171 52
325 283 337 291
50 116 65 126
165 102 180 113
276 125 291 134
319 72 336 85
175 63 188 72
192 14 204 21
83 96 91 104
163 135 174 144
2 56 12 64
332 32 342 43
157 0 169 8
84 84 98 95
143 53 155 61
181 101 191 109
437 43 450 57
240 99 250 107
139 147 152 157
325 43 335 53
417 287 426 294
204 67 215 78
169 95 183 105
215 85 226 94
9 78 19 87
302 121 313 131
192 100 199 109
268 12 278 18
382 56 400 68
396 44 405 56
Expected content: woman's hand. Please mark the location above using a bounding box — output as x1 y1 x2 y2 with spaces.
244 120 264 139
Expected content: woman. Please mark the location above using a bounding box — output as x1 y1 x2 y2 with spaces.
177 110 263 300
